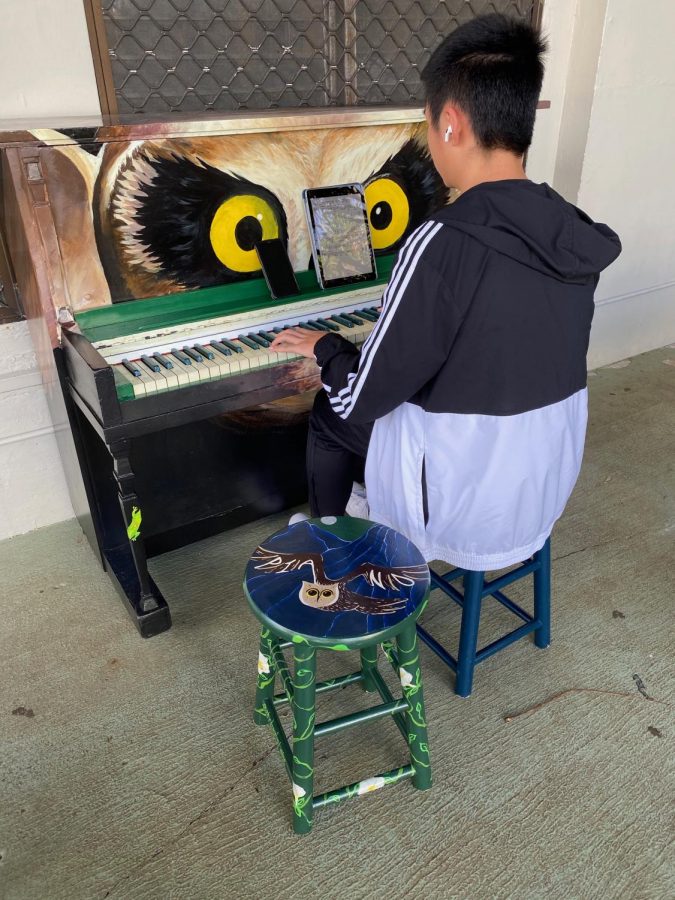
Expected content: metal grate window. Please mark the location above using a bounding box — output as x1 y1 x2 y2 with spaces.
99 0 540 114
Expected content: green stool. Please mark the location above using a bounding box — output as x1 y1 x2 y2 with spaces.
244 516 432 834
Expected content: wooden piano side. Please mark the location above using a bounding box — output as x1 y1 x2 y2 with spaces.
1 145 107 563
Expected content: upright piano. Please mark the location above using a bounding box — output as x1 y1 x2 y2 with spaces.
0 106 451 636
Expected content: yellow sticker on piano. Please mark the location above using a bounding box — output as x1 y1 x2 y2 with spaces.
127 505 142 542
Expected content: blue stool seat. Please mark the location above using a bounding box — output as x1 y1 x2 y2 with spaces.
245 515 429 648
417 539 551 697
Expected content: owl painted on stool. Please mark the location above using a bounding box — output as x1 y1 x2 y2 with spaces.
251 545 427 615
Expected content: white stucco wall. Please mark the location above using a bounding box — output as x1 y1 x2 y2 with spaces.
577 0 675 366
0 0 99 119
0 322 72 540
528 0 675 367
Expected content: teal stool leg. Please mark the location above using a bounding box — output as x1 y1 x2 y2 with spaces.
254 628 278 725
291 641 317 834
396 622 431 790
455 570 483 697
359 644 378 692
534 538 551 649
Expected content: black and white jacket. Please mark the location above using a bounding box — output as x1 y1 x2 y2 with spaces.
315 179 621 569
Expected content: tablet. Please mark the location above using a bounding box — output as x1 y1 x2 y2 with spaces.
303 184 377 289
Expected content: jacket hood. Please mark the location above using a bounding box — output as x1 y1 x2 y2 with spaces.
433 180 621 282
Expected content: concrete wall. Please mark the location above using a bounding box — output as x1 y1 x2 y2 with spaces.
0 322 72 540
577 0 675 367
1 0 674 537
528 0 675 368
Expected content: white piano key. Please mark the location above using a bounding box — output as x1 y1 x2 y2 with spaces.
196 354 225 379
114 363 146 398
171 355 201 385
137 360 172 392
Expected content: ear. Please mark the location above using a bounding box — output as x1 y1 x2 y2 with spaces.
441 104 464 145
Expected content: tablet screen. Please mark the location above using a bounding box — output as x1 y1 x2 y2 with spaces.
305 186 376 287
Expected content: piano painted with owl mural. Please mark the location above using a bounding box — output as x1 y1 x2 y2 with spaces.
0 106 454 636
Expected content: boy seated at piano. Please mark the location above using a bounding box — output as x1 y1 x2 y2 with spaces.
270 13 621 572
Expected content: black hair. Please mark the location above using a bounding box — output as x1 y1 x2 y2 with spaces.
421 13 547 155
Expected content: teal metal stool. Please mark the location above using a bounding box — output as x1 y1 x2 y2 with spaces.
417 539 551 697
244 516 432 834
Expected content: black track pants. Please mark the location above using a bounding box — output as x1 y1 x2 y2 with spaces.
306 389 373 517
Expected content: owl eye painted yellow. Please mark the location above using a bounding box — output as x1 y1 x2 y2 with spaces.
364 177 410 251
209 194 280 272
321 590 333 598
307 589 319 598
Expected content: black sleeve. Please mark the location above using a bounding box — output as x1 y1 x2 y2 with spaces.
314 224 462 425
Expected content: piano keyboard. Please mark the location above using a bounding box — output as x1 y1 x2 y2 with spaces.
105 302 381 400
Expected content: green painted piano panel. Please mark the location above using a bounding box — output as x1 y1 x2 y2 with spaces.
75 255 396 344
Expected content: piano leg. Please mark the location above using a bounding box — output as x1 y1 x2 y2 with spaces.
109 439 171 637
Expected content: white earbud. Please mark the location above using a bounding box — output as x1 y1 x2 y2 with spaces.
444 125 453 143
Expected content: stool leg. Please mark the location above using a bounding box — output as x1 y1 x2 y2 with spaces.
359 644 378 692
254 627 278 725
534 538 552 649
291 642 316 834
455 571 483 697
396 623 431 791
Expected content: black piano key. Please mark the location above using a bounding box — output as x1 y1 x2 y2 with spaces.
122 359 142 377
357 309 378 321
194 343 215 360
258 330 276 342
343 313 365 325
183 346 203 363
330 314 354 328
220 338 243 353
210 341 232 357
141 354 161 372
171 348 192 365
298 321 322 331
238 335 261 350
248 333 270 348
153 352 173 369
316 318 340 331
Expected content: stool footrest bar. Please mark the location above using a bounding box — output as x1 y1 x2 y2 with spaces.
430 571 465 607
312 765 414 809
314 699 409 737
369 668 409 741
475 619 540 663
431 567 466 586
482 559 538 597
273 670 364 706
490 588 534 623
416 624 458 672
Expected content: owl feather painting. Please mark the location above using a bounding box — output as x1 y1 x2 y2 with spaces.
251 544 428 615
31 118 449 308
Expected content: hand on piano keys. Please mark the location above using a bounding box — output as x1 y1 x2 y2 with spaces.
110 306 381 399
268 326 326 358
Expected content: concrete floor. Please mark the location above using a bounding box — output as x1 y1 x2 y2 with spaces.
1 347 674 900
